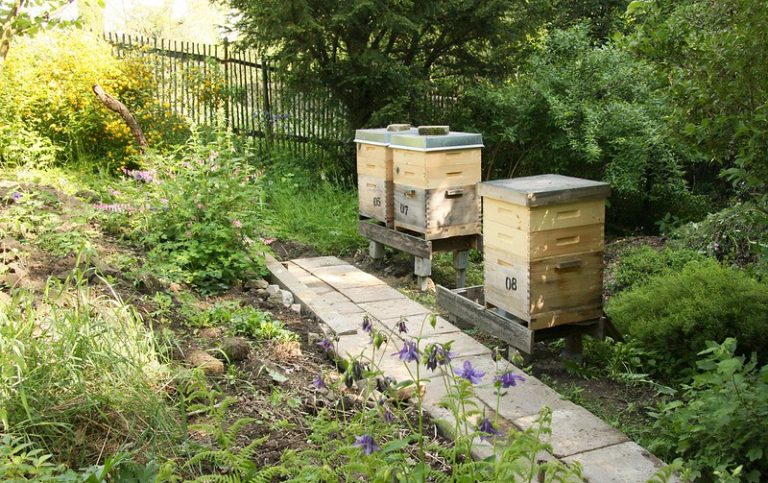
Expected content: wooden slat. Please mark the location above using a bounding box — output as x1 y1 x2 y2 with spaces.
357 221 432 259
436 285 533 354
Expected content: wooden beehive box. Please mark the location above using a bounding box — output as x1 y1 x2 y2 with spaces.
478 175 611 330
390 130 483 240
355 125 415 226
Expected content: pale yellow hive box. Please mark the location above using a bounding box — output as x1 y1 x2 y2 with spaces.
479 175 611 330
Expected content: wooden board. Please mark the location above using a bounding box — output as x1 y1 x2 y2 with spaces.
358 175 393 224
393 149 481 189
356 144 393 181
436 284 534 354
483 198 605 233
358 220 432 259
483 220 604 260
528 305 604 331
394 184 481 240
483 247 530 317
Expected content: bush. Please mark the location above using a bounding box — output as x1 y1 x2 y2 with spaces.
0 30 188 166
672 202 768 275
606 261 768 374
139 125 268 293
650 339 768 482
610 245 708 293
449 24 704 230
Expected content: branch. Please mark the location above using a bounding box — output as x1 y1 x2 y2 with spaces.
0 0 23 72
92 84 148 154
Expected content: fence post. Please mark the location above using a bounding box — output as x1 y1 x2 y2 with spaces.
261 59 273 144
223 38 230 128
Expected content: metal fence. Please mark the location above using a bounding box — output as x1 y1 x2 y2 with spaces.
105 32 351 162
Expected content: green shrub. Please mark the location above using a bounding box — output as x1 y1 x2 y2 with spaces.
650 339 768 482
672 201 768 273
606 261 768 374
140 125 268 293
610 246 708 293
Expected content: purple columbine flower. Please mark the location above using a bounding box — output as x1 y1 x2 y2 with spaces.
456 360 485 384
353 435 380 455
396 317 408 334
393 340 419 363
477 418 502 441
424 343 454 371
11 191 22 202
312 373 326 389
317 338 333 351
362 315 372 334
496 371 525 388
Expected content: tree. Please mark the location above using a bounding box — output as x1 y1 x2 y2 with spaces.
222 0 541 129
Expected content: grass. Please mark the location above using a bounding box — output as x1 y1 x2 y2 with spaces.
260 174 367 255
0 267 182 467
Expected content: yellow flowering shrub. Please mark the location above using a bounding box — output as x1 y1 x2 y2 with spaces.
0 30 190 167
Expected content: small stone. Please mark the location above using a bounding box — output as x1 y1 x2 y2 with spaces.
185 349 225 375
279 289 294 307
243 278 270 291
255 289 269 300
255 279 269 289
199 327 223 339
290 303 302 314
218 337 251 362
266 284 281 296
307 332 322 345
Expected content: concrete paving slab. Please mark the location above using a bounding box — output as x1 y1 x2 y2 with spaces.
562 441 674 483
292 256 346 270
327 300 367 316
313 265 386 289
304 279 336 294
358 299 432 321
379 314 462 339
419 331 492 359
339 284 405 304
514 403 629 458
321 314 361 336
285 262 313 279
319 291 353 304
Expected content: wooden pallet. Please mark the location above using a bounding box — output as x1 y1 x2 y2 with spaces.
358 216 480 290
436 284 621 357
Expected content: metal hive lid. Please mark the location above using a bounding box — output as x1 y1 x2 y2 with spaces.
354 126 418 146
479 174 611 207
389 131 484 151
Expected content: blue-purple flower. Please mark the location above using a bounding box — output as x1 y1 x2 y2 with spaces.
317 338 333 351
423 343 454 371
393 340 419 362
11 192 22 202
496 371 525 388
477 418 502 441
353 434 380 455
362 315 372 334
312 373 326 389
456 360 485 384
396 317 408 334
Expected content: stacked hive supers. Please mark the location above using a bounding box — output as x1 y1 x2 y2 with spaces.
354 125 417 226
389 130 483 240
478 175 611 330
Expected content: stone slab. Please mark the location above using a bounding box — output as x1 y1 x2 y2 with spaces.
379 314 462 339
313 265 386 289
339 284 405 304
292 256 346 270
562 442 675 483
320 291 353 305
327 300 366 316
285 262 313 279
358 298 432 321
421 331 492 359
514 403 629 458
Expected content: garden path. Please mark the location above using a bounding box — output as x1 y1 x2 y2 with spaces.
266 254 673 483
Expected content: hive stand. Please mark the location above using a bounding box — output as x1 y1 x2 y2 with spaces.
359 217 479 291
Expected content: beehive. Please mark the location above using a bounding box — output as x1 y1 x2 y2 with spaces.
390 130 483 240
354 125 416 226
478 175 611 330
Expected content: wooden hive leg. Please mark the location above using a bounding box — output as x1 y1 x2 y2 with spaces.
452 249 469 288
561 333 584 363
368 240 385 260
414 255 432 292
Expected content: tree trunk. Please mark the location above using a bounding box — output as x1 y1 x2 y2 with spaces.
92 83 149 154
